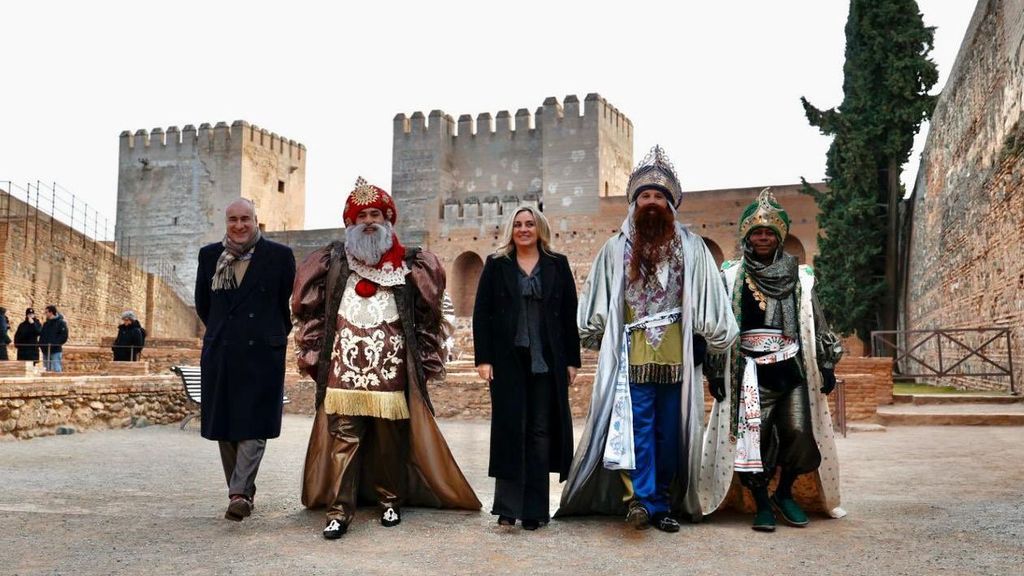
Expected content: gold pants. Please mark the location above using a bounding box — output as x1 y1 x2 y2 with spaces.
325 414 410 522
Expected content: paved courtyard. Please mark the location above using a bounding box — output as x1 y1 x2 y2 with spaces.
1 416 1021 575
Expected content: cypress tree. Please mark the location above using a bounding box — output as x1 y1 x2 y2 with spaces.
801 0 939 345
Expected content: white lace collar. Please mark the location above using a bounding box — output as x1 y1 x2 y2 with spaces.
346 252 410 286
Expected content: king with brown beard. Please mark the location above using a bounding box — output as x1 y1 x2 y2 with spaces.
557 146 738 531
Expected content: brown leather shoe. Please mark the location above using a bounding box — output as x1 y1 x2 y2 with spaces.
225 496 252 521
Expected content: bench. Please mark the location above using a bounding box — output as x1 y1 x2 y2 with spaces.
170 365 291 430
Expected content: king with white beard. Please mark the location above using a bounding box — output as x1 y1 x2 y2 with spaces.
292 177 480 540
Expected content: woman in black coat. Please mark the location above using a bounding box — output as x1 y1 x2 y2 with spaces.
112 311 145 361
473 206 581 530
14 308 42 363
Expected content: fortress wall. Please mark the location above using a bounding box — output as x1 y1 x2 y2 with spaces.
905 0 1024 392
0 190 199 344
116 121 305 303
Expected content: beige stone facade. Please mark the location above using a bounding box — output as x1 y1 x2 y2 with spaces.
116 121 306 302
0 189 199 344
905 0 1024 392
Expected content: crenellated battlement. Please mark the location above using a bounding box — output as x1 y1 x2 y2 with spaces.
120 120 305 161
394 94 633 140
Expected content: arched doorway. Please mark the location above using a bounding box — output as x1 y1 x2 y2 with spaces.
452 251 484 317
783 234 806 264
702 237 725 267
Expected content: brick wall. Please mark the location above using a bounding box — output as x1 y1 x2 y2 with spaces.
0 190 199 344
905 0 1024 392
0 375 191 440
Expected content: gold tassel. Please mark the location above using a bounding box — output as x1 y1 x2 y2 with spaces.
323 388 410 420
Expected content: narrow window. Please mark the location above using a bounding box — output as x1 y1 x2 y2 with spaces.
277 180 285 193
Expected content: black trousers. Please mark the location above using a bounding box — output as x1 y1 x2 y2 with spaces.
492 348 554 522
739 381 821 489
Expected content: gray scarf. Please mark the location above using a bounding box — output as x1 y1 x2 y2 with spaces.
212 229 261 291
742 242 800 339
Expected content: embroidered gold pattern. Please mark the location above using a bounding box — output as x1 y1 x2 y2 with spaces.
331 327 404 390
349 176 379 205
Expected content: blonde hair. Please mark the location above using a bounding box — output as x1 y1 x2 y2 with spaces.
495 205 553 257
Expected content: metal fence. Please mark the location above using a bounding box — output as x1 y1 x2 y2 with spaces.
1 180 192 298
0 180 114 243
871 328 1016 394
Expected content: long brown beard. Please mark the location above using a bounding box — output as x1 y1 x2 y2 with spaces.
629 204 676 286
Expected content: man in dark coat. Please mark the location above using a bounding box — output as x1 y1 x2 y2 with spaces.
14 308 42 363
39 305 69 372
0 307 10 360
195 197 296 522
112 310 145 361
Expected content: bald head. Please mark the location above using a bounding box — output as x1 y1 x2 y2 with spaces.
225 198 258 245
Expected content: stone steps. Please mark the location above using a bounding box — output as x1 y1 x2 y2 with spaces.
892 393 1023 405
0 361 45 378
877 403 1024 426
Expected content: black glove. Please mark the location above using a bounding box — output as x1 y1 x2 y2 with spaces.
692 334 707 367
819 368 837 395
708 377 726 402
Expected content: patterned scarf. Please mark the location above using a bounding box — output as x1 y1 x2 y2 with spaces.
211 228 261 291
741 242 799 339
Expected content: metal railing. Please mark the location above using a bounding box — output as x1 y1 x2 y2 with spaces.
871 328 1016 394
0 180 114 243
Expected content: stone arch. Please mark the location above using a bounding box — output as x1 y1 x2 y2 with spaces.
452 251 484 317
784 234 807 264
702 237 725 267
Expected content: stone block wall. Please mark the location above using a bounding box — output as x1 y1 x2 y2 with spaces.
905 0 1024 393
116 121 305 303
0 375 191 440
391 94 633 247
0 190 200 344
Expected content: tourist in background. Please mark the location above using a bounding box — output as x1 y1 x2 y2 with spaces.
473 206 581 531
194 198 296 522
39 305 69 372
112 310 145 361
0 307 10 360
14 308 41 364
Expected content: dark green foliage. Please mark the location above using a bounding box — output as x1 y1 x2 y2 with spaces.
801 0 938 340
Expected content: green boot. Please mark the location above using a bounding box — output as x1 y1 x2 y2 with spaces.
771 494 809 527
752 508 776 532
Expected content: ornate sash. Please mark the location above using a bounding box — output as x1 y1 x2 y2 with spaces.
603 307 682 471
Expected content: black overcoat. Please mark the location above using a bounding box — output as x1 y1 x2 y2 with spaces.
14 319 41 361
473 251 581 482
195 237 296 441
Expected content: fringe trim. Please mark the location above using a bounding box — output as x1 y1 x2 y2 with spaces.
323 388 410 420
627 363 683 385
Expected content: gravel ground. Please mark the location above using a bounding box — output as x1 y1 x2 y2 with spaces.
0 416 1021 576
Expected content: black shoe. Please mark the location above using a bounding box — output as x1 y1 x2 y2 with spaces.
521 519 548 531
650 512 681 533
625 502 651 530
497 515 516 527
323 518 347 540
225 496 252 521
381 506 401 527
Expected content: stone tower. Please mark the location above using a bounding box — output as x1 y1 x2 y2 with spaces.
116 121 306 302
391 93 633 246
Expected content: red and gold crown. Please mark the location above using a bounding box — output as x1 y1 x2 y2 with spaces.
343 176 397 226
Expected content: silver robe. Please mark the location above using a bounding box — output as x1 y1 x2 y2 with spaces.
556 221 738 520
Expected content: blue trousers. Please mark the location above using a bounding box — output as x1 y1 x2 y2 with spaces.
629 381 682 515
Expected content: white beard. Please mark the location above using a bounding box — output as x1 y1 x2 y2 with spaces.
345 222 394 265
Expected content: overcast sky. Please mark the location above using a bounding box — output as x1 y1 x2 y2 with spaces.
0 1 977 231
